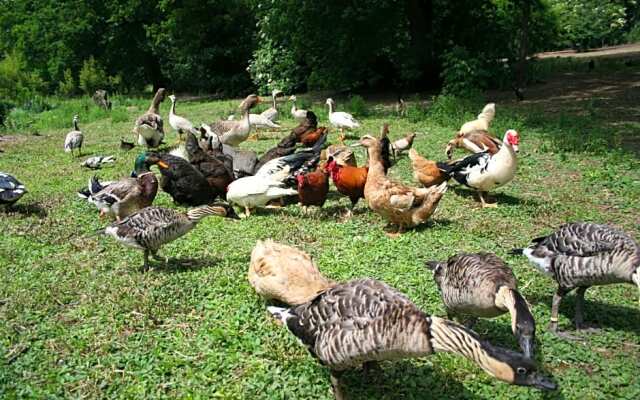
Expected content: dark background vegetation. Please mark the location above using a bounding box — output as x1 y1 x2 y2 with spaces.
0 0 639 111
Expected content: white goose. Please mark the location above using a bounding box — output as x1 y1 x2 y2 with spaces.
326 98 360 144
437 129 519 207
168 94 197 141
261 89 283 122
289 95 308 121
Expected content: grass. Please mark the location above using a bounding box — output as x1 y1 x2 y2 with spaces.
1 86 639 400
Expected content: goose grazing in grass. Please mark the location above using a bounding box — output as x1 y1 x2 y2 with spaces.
426 252 536 358
103 204 238 269
326 98 359 144
0 172 27 206
134 88 166 148
511 222 640 337
268 278 556 399
64 115 83 157
168 94 198 141
289 95 307 121
208 94 262 146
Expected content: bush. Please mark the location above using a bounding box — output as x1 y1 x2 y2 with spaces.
427 93 484 128
440 46 491 96
0 51 44 103
345 95 369 117
79 57 107 95
58 69 76 97
625 23 640 43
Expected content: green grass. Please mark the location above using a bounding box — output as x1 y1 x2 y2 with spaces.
1 91 639 400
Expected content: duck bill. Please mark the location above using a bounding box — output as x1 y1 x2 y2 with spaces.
157 160 169 169
512 144 519 153
350 143 363 147
528 373 557 391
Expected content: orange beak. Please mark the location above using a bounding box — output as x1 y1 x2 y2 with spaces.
157 160 169 169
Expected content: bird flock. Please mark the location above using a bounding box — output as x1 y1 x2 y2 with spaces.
1 91 639 399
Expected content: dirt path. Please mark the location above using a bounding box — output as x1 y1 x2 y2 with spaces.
537 43 640 59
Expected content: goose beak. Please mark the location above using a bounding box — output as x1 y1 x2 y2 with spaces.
528 373 557 391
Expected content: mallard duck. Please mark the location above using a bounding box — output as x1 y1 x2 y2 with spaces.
226 167 298 217
268 278 556 399
249 240 335 305
358 135 447 234
426 253 536 358
445 129 502 160
289 95 308 121
208 94 262 146
81 155 115 169
437 129 519 208
168 94 198 141
134 88 166 148
326 98 359 143
511 222 640 336
143 152 215 206
82 153 158 221
64 115 83 157
103 204 238 269
0 172 27 206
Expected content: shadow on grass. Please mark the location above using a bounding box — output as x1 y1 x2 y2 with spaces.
144 256 218 273
0 202 47 218
451 186 530 207
527 291 640 335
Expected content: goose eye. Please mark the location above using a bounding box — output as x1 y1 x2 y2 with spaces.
516 367 527 375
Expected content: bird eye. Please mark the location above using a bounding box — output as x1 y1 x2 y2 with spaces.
517 367 527 375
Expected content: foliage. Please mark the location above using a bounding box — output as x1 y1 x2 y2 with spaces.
0 51 44 102
58 68 76 97
78 57 107 95
440 46 492 95
345 95 369 117
625 21 640 42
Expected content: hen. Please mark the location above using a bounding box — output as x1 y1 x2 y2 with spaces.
408 148 449 188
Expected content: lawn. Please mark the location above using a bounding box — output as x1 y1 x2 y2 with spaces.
1 73 639 399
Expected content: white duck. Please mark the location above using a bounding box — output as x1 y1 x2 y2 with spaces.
226 167 298 218
289 95 308 121
437 129 519 208
261 89 283 122
325 98 360 144
168 94 197 141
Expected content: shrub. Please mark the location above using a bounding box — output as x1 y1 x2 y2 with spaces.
58 69 76 97
427 93 484 128
440 46 491 96
345 95 369 117
0 51 44 103
79 57 108 95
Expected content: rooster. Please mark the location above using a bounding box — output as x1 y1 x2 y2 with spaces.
325 156 368 215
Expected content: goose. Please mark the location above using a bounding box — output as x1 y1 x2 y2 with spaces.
249 240 336 305
134 88 166 148
103 204 238 269
0 172 27 206
208 94 262 146
227 113 281 130
511 222 640 336
426 252 536 358
268 278 556 399
260 89 283 122
64 115 84 157
289 95 308 121
168 94 198 141
326 98 360 143
437 129 519 208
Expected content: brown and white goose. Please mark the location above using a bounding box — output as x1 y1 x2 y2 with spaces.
511 222 640 336
208 94 262 146
260 89 283 122
426 252 536 358
134 88 166 148
269 278 556 399
168 94 198 141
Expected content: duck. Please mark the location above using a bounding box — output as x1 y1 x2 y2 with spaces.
511 222 640 336
199 124 256 179
143 152 216 206
358 135 447 234
208 94 262 146
289 95 308 121
437 129 519 208
378 123 393 173
226 167 298 217
445 129 502 159
254 133 298 172
260 89 283 122
254 132 327 180
134 88 166 148
326 98 360 143
81 155 115 169
426 252 536 358
268 278 556 400
460 103 496 134
103 204 238 269
184 131 234 200
249 240 336 305
0 172 27 206
168 94 198 141
64 115 84 157
291 110 317 141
